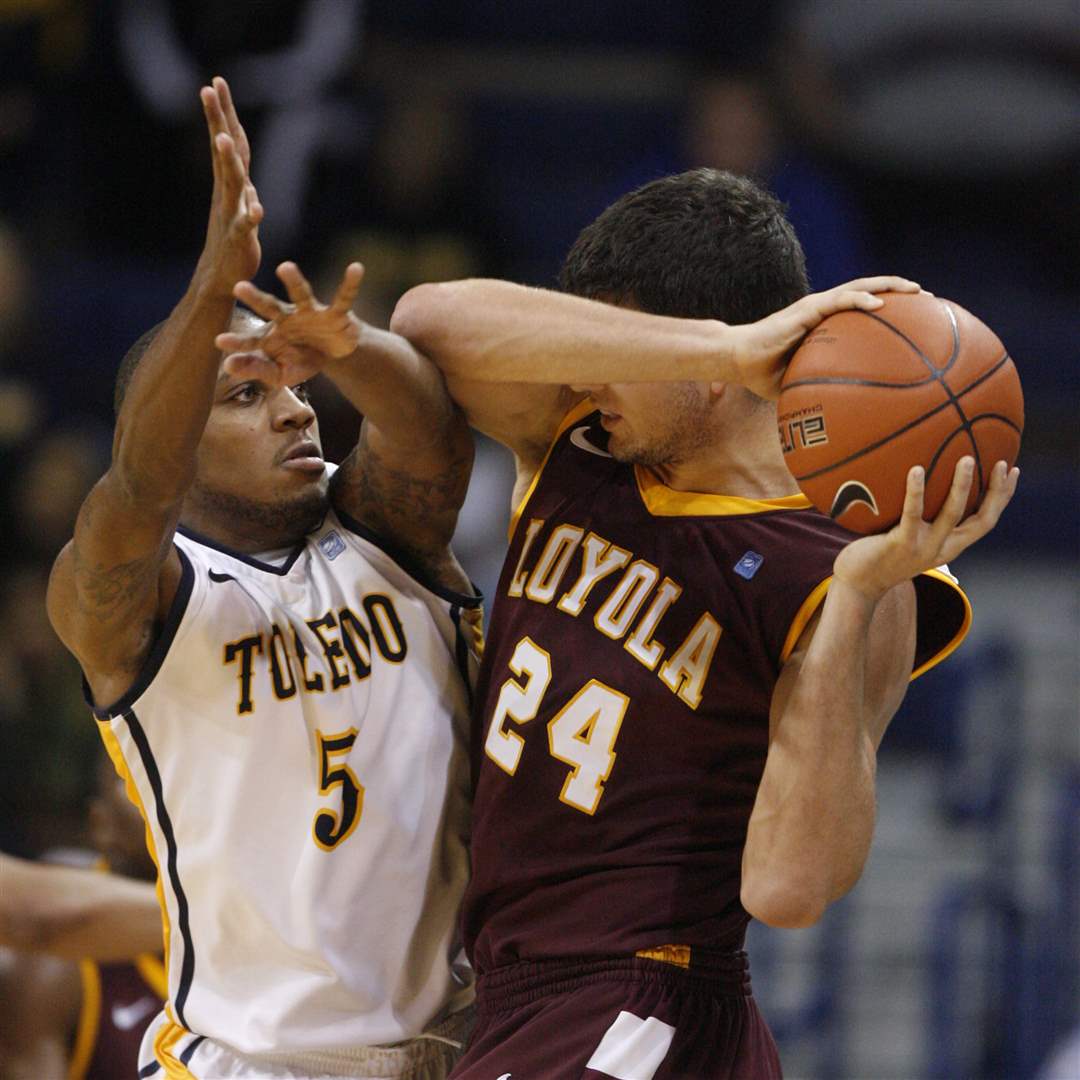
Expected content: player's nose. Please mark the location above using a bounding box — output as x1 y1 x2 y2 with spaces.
274 386 317 430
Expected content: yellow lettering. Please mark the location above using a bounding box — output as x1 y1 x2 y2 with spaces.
525 525 584 604
624 577 682 670
594 561 659 641
508 518 545 598
557 533 632 616
659 613 722 709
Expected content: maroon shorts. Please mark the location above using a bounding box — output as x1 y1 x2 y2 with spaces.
449 949 782 1080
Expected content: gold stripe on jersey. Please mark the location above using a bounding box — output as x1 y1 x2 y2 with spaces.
780 578 832 665
636 467 813 518
779 570 973 681
912 568 972 679
153 1013 198 1079
635 944 691 969
68 959 102 1080
509 399 596 540
97 725 173 996
135 953 168 999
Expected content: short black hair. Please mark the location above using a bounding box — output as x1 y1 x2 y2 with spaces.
114 321 166 418
113 308 264 418
559 168 809 325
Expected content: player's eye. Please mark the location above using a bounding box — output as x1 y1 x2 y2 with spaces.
231 383 261 404
291 382 311 402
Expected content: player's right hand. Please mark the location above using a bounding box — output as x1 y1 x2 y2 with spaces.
733 276 923 400
196 76 262 294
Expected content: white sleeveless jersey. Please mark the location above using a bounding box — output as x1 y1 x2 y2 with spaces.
92 506 481 1068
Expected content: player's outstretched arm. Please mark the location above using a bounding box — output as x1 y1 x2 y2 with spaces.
389 276 920 453
741 458 1019 929
217 261 474 593
0 854 162 961
0 947 79 1080
47 76 262 706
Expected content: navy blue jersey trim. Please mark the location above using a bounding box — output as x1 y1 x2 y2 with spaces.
124 708 196 1029
138 1061 161 1077
86 547 196 720
451 604 474 712
180 1034 206 1065
334 508 482 608
176 523 308 575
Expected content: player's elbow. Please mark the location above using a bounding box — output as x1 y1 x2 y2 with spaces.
741 876 828 929
390 283 454 358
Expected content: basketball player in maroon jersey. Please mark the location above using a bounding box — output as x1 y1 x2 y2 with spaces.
0 758 164 1079
228 169 1018 1076
388 169 1017 1079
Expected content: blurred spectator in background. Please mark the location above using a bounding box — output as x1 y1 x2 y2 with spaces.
774 0 1080 531
607 65 872 290
0 755 162 1080
0 426 110 855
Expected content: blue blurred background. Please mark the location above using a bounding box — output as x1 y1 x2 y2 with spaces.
0 2 1076 1077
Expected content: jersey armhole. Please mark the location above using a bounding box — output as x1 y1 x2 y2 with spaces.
508 398 597 541
778 568 973 680
83 546 199 719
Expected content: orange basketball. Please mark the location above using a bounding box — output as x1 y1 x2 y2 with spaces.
777 292 1023 535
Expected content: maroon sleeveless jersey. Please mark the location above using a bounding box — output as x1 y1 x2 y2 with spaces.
71 954 165 1080
463 404 969 974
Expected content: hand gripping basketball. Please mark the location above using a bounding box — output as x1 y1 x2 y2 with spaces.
832 456 1019 602
777 291 1024 534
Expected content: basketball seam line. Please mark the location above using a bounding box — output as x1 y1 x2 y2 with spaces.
783 300 962 392
792 353 1017 483
859 304 985 496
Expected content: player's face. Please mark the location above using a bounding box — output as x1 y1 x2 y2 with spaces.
572 379 713 467
189 362 329 540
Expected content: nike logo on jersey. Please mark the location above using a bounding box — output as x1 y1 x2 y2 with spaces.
112 996 157 1030
209 570 236 583
570 425 613 458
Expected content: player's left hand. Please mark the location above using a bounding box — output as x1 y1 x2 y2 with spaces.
832 456 1019 602
215 261 365 386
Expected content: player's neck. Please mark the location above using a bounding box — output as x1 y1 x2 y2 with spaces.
651 412 800 499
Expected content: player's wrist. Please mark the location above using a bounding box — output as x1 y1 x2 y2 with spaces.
827 573 889 612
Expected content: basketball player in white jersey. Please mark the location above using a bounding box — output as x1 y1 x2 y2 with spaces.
46 78 478 1079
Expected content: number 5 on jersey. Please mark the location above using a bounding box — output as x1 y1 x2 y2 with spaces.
313 728 364 850
485 637 629 815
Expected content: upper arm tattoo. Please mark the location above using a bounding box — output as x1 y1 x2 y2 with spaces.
71 545 162 624
331 424 472 573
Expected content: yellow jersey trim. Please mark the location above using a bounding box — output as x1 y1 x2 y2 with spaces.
135 953 169 1000
636 467 812 518
154 1013 199 1080
96 725 173 994
911 568 972 680
68 959 102 1080
635 944 692 969
508 399 596 541
779 569 973 681
780 577 833 664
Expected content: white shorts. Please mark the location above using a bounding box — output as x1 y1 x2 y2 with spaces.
137 1007 475 1080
